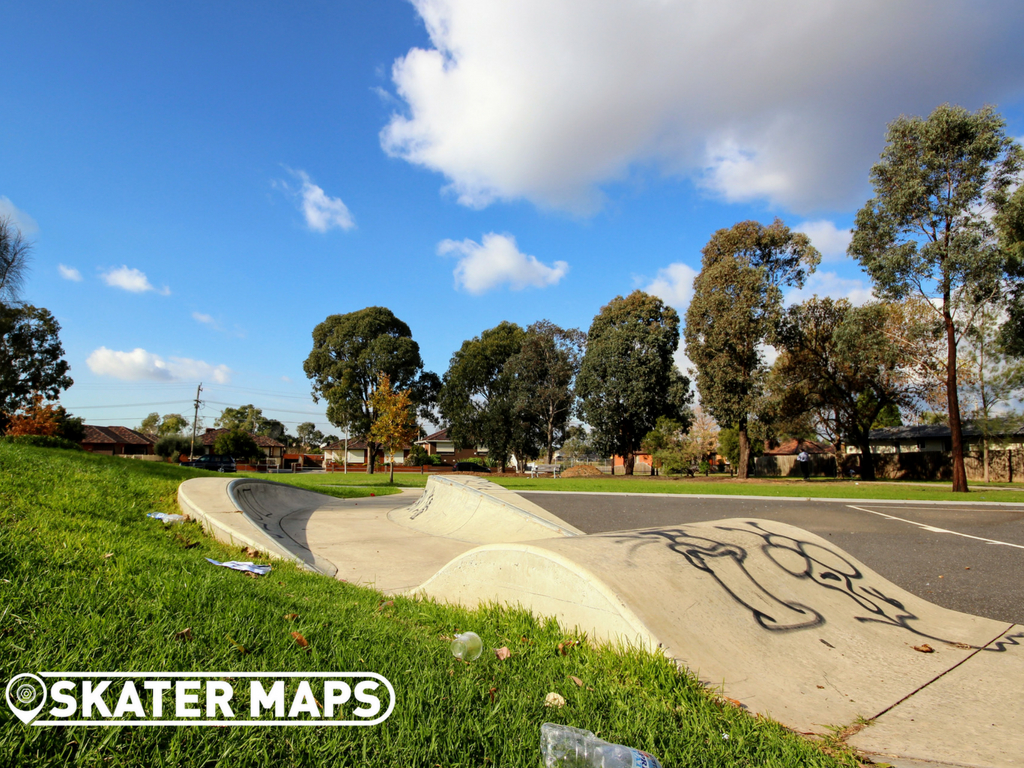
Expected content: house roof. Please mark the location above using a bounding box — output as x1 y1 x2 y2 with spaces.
81 425 154 445
868 420 1024 441
199 428 284 448
418 428 450 443
765 438 834 455
324 439 412 451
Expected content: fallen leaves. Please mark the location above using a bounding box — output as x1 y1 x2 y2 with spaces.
283 613 299 621
569 675 583 688
494 647 511 661
557 639 581 656
174 627 193 642
945 641 973 650
913 644 935 653
544 692 566 708
225 634 247 654
488 687 498 703
101 552 114 559
292 631 310 650
242 546 260 558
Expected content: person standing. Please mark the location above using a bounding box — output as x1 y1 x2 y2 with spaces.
797 448 810 480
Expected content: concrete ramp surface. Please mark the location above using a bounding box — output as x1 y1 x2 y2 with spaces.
179 476 1024 767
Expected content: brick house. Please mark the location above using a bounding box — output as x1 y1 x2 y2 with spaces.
80 425 155 456
415 428 489 466
197 428 286 465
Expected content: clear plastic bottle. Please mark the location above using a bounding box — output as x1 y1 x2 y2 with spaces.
541 723 663 768
451 631 483 661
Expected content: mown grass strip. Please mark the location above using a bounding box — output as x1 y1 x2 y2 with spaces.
1 444 859 767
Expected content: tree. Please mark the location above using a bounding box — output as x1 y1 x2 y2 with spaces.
215 404 268 435
849 104 1024 492
438 321 540 471
157 413 189 436
368 373 420 483
559 424 593 464
506 321 585 463
772 298 917 480
296 422 325 450
685 220 819 479
0 303 73 418
577 290 692 475
139 412 161 436
0 215 31 305
5 394 61 436
997 185 1024 355
155 434 192 462
213 429 263 461
304 307 438 474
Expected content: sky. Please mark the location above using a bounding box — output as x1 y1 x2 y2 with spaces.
3 0 1024 438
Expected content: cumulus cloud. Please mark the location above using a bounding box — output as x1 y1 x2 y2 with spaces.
101 266 170 295
0 196 39 235
58 264 83 282
438 233 568 294
643 263 699 313
793 220 853 263
382 0 1024 214
86 347 231 384
277 168 355 232
785 271 875 308
192 311 217 327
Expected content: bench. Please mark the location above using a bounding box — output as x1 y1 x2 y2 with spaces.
529 463 561 478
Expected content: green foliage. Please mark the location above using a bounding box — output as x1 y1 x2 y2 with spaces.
157 413 190 436
577 291 692 474
154 434 192 460
296 421 325 449
685 219 818 478
304 306 438 472
0 302 73 414
0 214 31 304
717 427 740 466
872 403 903 429
849 103 1024 490
439 321 540 470
0 434 81 450
213 428 264 460
405 444 437 466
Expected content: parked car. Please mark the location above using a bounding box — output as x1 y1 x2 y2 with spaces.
180 454 237 473
453 461 490 473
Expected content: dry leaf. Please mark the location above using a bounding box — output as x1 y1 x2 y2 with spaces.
488 687 498 703
816 685 824 689
544 692 566 708
101 552 114 559
913 644 935 653
945 641 973 650
495 646 511 661
292 631 310 649
570 676 583 687
722 697 744 708
242 546 260 558
283 613 299 621
243 571 259 579
225 634 247 654
174 627 193 642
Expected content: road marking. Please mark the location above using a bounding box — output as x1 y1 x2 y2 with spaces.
847 505 1024 550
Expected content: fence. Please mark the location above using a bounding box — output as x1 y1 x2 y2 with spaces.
754 454 837 478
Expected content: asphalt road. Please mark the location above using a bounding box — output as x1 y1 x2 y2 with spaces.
522 492 1024 626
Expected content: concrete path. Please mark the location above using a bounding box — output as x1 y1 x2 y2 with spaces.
178 476 1024 768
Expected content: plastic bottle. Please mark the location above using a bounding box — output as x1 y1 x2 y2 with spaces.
451 631 483 661
540 723 663 768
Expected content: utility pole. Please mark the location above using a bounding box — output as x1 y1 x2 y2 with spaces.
189 383 203 460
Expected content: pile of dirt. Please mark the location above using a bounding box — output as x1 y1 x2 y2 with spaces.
560 464 605 478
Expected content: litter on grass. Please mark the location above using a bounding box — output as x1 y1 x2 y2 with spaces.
147 512 185 524
205 558 272 575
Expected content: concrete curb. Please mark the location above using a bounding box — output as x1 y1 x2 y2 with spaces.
514 489 1024 507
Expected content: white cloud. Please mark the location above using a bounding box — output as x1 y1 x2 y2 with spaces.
643 263 698 312
785 271 874 307
86 347 232 384
382 0 1024 214
58 264 83 282
192 311 218 327
0 196 39 235
793 220 853 263
277 168 355 232
101 265 170 295
438 233 568 294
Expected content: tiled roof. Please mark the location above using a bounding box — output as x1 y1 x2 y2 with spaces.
199 428 284 448
325 439 412 451
81 425 154 445
765 438 834 455
107 426 155 445
868 420 1024 441
418 428 449 443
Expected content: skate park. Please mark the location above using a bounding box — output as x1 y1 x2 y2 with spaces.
178 474 1024 768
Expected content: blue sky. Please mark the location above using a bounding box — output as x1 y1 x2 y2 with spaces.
3 0 1023 436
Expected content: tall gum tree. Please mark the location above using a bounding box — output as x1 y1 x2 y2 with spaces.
576 290 692 475
684 219 819 479
849 104 1024 492
304 307 437 473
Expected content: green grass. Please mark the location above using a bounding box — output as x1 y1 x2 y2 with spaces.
0 444 859 767
272 468 1024 503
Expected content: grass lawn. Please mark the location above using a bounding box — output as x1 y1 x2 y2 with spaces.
0 443 860 767
270 468 1024 503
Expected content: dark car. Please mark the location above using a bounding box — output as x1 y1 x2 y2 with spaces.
180 454 237 473
453 461 489 473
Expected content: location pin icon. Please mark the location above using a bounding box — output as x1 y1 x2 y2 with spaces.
5 674 47 724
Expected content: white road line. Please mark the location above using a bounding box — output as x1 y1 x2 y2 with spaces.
847 505 1024 550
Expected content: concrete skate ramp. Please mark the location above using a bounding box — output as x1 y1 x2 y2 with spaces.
414 518 1023 752
390 475 583 543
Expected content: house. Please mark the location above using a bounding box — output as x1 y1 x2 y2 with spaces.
850 422 1024 455
322 439 412 467
415 428 489 466
765 438 835 456
197 428 286 465
755 438 836 477
80 425 155 456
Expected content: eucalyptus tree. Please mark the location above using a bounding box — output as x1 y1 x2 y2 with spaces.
849 104 1023 492
684 219 819 479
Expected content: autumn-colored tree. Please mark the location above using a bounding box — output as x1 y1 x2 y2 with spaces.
369 373 419 483
5 394 62 436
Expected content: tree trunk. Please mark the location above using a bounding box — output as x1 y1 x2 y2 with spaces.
857 434 876 481
546 412 555 464
737 417 749 480
945 310 969 493
624 453 635 476
366 442 376 474
983 439 989 484
389 455 395 484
